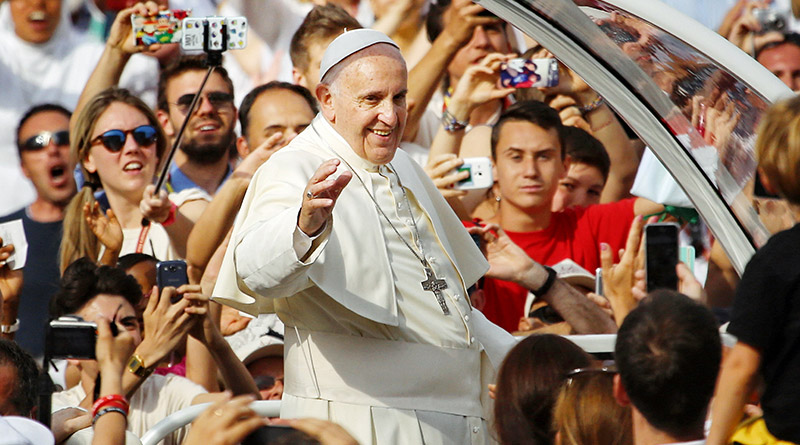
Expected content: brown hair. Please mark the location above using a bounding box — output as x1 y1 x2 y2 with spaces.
755 95 800 204
60 88 168 273
289 4 362 74
553 370 632 445
493 334 593 445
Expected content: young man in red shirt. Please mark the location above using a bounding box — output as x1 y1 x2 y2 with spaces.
481 101 660 331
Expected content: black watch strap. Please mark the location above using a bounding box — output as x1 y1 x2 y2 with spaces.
530 265 557 296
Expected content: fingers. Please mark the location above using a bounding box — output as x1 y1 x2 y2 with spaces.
426 154 463 177
599 242 613 272
622 215 644 262
144 285 159 315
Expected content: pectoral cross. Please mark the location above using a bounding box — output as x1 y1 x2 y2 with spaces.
421 266 450 315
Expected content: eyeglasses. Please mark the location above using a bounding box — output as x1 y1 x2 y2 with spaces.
21 130 70 151
171 92 234 114
91 125 158 152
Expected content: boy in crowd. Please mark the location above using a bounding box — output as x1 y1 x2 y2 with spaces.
552 126 611 212
481 101 660 331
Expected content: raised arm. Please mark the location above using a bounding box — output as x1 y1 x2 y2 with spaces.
70 1 164 134
469 224 618 334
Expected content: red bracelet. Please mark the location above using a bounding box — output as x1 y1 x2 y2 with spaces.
92 394 130 418
161 202 178 227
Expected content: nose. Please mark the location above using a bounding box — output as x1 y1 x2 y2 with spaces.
194 94 216 115
378 99 399 127
470 26 492 49
522 157 539 178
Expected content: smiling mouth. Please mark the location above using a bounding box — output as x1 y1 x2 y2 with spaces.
370 129 392 137
123 162 143 172
28 11 46 21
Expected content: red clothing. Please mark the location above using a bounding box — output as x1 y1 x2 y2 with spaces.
481 199 636 332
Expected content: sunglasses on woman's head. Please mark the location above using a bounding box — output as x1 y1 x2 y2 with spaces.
21 130 70 151
91 125 158 152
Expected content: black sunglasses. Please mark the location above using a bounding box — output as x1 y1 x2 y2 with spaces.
21 130 70 151
91 125 158 152
173 92 234 113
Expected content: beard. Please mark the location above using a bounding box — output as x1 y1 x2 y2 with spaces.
180 131 235 165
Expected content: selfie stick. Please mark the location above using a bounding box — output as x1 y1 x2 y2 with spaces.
147 22 229 225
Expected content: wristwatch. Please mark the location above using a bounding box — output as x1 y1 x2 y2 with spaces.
127 354 154 379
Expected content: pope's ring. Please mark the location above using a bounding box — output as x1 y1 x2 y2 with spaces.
306 191 315 199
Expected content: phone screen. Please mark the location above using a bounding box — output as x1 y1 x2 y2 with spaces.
645 223 679 292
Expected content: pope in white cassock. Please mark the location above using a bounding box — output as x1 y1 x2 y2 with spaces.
214 29 515 445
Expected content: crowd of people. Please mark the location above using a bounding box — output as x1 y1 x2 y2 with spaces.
0 0 799 444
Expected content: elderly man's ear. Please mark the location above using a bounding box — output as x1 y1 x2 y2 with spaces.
315 83 336 123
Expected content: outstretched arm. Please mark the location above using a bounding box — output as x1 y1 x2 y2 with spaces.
469 224 617 334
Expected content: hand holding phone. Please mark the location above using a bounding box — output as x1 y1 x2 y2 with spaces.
450 157 494 191
131 10 191 46
156 260 189 302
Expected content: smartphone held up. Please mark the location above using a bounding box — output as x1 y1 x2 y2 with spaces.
500 58 559 89
130 10 248 52
644 222 680 292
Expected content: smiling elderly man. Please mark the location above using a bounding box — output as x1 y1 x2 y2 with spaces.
215 29 514 444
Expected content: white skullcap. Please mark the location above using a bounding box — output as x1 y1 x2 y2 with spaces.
318 28 399 82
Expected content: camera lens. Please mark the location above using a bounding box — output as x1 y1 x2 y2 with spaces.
169 265 176 272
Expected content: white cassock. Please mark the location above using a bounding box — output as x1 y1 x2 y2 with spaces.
214 115 515 445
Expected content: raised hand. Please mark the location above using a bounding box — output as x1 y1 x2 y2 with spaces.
425 154 470 198
135 285 196 367
106 1 166 56
298 159 352 236
84 202 123 254
467 224 534 284
235 132 285 179
442 0 505 48
600 215 644 326
448 53 516 120
140 184 173 224
0 240 23 312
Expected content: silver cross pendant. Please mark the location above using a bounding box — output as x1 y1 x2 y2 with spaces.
421 266 450 315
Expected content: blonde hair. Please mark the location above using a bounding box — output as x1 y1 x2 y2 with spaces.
60 88 168 273
553 371 632 445
755 95 800 205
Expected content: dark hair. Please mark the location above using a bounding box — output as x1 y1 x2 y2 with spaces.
614 290 721 439
493 334 593 445
16 103 72 155
0 339 39 418
289 4 362 74
117 253 158 271
561 127 610 182
50 257 143 319
239 81 318 138
425 0 451 43
755 32 800 61
491 100 565 159
157 55 235 112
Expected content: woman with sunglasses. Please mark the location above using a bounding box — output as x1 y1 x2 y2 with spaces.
60 88 194 270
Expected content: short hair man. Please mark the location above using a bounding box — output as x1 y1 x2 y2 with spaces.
156 56 238 196
0 104 76 358
0 339 39 418
552 126 610 212
216 29 511 444
756 33 800 92
236 81 317 158
289 3 362 92
614 290 721 445
481 101 660 331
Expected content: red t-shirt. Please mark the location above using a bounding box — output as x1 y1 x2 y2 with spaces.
480 198 636 332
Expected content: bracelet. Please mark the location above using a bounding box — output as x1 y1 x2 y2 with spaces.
529 265 557 297
580 95 604 115
160 202 178 227
0 319 19 334
441 108 469 133
92 407 128 427
92 394 130 418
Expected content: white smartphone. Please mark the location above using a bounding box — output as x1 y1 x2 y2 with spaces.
181 16 248 51
452 157 493 191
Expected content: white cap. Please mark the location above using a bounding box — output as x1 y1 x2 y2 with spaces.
318 28 399 82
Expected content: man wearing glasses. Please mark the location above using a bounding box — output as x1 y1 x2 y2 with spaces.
156 56 239 198
0 104 77 359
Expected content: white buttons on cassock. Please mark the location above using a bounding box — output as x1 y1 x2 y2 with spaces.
472 426 480 433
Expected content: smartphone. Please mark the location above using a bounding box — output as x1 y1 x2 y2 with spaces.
594 267 603 296
46 317 97 359
156 260 188 302
500 58 559 88
131 10 191 46
242 425 300 444
644 223 680 292
452 157 494 190
181 16 248 52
